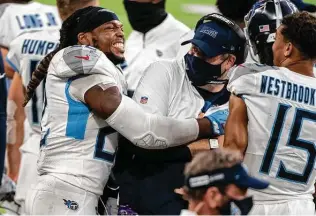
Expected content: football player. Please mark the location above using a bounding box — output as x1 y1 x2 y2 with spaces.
244 0 298 65
23 7 215 214
2 0 61 184
224 11 316 215
6 0 98 213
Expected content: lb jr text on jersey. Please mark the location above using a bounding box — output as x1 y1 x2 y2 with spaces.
16 13 58 30
260 75 315 106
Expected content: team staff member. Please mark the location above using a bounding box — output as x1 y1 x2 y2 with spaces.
123 0 190 95
164 0 255 61
177 149 269 216
115 13 248 215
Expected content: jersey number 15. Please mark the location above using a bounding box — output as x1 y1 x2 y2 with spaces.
260 103 316 184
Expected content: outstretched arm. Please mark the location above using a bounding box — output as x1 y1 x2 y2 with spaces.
84 85 212 149
223 94 248 154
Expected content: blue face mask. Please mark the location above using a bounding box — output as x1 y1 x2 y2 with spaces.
184 54 228 86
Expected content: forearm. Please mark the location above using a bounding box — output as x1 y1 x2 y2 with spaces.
223 130 247 153
106 96 199 149
6 102 24 182
223 111 248 154
223 95 248 155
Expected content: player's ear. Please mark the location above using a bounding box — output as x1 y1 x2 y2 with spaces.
284 42 293 58
77 32 94 46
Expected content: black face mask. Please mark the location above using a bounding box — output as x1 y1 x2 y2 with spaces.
184 54 228 87
123 0 167 34
219 196 254 215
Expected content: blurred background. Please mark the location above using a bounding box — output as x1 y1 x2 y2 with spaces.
36 0 316 36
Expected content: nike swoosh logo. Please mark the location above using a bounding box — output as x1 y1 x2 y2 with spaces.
75 55 90 60
0 73 5 80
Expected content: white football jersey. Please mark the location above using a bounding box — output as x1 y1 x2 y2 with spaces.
38 45 127 195
0 2 61 47
228 63 316 202
7 30 60 135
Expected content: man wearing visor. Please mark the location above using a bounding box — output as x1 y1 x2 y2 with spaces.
115 13 248 215
178 149 269 216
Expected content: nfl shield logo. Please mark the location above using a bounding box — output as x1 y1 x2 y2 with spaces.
140 96 148 104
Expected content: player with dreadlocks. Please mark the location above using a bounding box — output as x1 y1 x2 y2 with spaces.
23 6 217 215
6 1 98 213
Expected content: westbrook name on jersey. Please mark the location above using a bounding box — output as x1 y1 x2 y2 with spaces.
38 45 127 195
228 63 316 202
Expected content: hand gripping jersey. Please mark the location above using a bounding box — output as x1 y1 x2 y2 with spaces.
7 30 60 136
38 46 127 195
0 2 61 48
228 63 316 202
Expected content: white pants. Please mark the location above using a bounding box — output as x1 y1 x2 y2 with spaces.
250 199 315 215
25 175 99 215
15 133 40 213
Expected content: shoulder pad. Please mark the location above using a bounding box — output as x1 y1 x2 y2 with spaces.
62 45 103 75
0 4 9 19
53 46 118 79
228 63 279 83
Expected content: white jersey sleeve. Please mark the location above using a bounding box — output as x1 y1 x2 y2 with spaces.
227 63 277 96
69 75 116 103
133 61 172 115
51 45 122 103
106 95 199 149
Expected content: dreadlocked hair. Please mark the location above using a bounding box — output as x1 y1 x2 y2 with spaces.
23 8 88 106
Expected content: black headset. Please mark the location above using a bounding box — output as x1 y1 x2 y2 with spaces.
195 13 249 64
